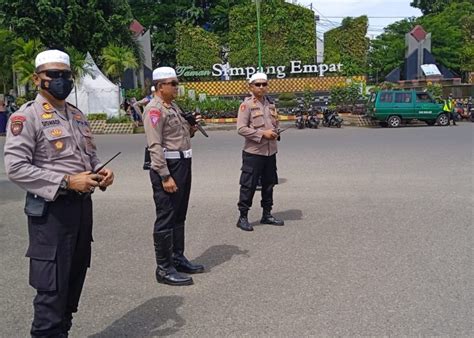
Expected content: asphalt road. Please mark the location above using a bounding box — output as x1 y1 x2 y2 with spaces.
0 123 472 337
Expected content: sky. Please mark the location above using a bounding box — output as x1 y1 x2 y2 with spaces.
292 0 422 38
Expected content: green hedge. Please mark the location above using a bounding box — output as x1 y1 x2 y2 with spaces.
87 113 107 121
176 96 241 119
176 22 221 71
228 1 316 68
324 16 369 76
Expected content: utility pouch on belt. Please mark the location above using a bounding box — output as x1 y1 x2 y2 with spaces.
24 192 48 217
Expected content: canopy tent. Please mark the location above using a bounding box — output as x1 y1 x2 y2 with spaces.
67 53 121 116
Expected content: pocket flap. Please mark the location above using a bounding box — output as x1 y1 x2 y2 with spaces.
26 244 57 261
43 127 71 141
251 111 263 117
240 164 253 173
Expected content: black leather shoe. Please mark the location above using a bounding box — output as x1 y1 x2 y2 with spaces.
156 267 193 286
236 216 253 231
174 255 205 274
143 161 151 170
260 214 284 226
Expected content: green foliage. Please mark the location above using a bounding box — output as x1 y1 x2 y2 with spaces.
278 92 297 108
425 82 443 98
324 16 369 76
228 1 316 68
330 81 363 110
410 0 464 15
368 19 417 83
0 0 137 63
12 38 44 86
0 29 15 92
418 1 474 75
176 96 241 118
87 113 108 121
107 115 132 123
175 22 221 70
125 88 144 99
101 44 138 83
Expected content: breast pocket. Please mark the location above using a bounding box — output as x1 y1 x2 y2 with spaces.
42 127 74 160
168 116 181 129
251 111 265 128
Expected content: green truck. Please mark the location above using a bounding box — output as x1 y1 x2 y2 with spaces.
366 90 448 127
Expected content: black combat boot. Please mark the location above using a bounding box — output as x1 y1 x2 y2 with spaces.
260 209 284 226
143 147 151 170
173 226 205 274
153 230 193 286
236 211 253 231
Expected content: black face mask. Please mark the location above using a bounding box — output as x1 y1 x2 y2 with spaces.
41 78 73 100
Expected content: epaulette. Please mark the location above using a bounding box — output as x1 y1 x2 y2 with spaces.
15 101 35 114
66 102 79 110
266 96 274 104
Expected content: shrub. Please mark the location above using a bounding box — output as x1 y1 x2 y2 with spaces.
87 113 108 121
106 115 132 124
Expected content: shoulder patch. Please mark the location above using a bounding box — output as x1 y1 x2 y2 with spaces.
240 104 246 112
10 115 26 136
149 108 161 128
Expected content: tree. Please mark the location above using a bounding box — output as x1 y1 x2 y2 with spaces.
0 29 15 93
0 0 136 63
368 19 417 82
101 44 138 83
12 38 44 87
410 0 464 15
418 1 474 75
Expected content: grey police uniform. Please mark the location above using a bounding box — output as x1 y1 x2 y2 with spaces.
4 93 102 337
144 96 203 284
237 94 279 214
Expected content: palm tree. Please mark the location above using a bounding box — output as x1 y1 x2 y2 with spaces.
66 47 94 105
101 44 138 84
12 38 44 90
101 44 139 111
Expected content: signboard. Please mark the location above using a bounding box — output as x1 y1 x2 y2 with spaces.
421 64 441 77
176 60 343 80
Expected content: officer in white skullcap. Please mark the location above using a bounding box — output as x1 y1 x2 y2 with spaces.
143 66 205 286
4 49 115 337
236 72 284 231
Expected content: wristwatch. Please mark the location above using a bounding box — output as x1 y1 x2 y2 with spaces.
59 175 69 190
160 174 171 182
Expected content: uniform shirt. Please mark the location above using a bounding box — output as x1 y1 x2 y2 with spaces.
4 94 102 201
237 95 279 156
143 96 192 177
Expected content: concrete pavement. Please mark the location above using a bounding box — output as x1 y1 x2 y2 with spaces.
0 123 472 336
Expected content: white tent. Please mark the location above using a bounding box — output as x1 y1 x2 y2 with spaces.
67 53 121 116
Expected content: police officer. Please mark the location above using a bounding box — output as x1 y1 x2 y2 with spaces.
444 93 456 126
143 67 204 286
3 50 114 337
236 72 284 231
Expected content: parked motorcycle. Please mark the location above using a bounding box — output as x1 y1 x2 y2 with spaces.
470 108 474 122
322 109 343 128
305 105 320 129
294 105 305 129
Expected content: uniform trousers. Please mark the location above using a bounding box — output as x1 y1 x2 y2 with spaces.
27 192 93 337
238 151 278 213
150 158 192 255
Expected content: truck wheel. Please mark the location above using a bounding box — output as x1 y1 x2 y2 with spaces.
436 113 449 126
387 115 401 128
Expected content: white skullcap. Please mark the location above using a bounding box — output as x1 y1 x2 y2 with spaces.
153 67 176 80
249 72 267 83
151 86 156 92
35 49 70 68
